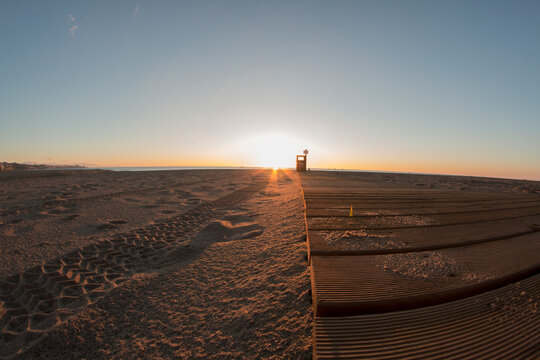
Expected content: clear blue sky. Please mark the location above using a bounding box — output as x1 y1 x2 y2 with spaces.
1 1 539 179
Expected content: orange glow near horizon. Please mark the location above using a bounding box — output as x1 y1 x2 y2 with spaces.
323 160 539 181
74 155 540 181
74 159 538 181
30 137 538 180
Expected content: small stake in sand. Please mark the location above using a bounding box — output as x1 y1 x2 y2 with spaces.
349 204 353 217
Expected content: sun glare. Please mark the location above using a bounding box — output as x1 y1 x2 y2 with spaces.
241 133 304 169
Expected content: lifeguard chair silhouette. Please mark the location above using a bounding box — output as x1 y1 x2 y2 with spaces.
296 149 308 172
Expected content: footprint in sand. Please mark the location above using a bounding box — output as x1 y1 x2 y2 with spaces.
109 220 128 225
95 223 116 230
41 194 59 201
33 242 52 248
94 220 127 230
60 214 80 221
222 211 256 223
186 198 201 205
47 206 71 214
174 190 193 198
259 190 280 197
194 219 264 244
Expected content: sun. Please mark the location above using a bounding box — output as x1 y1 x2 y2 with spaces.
241 132 304 169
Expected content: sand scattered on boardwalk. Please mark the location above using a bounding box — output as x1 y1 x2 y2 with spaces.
308 214 437 229
488 282 538 323
321 230 404 250
377 251 490 281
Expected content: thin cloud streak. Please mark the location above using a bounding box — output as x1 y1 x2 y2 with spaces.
67 13 78 37
69 25 78 37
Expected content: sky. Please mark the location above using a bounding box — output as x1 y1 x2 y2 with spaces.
1 1 539 180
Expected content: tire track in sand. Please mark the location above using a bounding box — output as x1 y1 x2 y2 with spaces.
0 180 203 217
0 181 268 359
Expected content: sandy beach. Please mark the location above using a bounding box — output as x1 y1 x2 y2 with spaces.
0 169 311 359
1 168 539 359
4 2 540 358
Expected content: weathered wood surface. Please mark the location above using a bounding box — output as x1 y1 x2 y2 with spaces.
311 233 540 316
300 171 540 359
314 274 539 360
307 214 540 258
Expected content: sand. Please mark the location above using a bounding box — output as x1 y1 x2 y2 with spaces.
376 251 490 281
0 169 312 359
2 168 539 359
321 230 404 250
0 169 259 278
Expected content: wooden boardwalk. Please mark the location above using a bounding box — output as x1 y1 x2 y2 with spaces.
300 171 540 359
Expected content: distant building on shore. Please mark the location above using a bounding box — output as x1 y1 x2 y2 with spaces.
0 162 85 172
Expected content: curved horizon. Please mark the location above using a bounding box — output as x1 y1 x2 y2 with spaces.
2 1 539 181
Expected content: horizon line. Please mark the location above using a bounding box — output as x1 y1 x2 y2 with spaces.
59 165 540 182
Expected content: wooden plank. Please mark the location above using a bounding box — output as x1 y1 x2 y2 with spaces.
314 274 540 360
310 232 540 316
306 204 540 230
306 200 540 217
302 189 539 197
306 214 540 258
304 195 538 203
301 172 540 359
303 192 526 200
